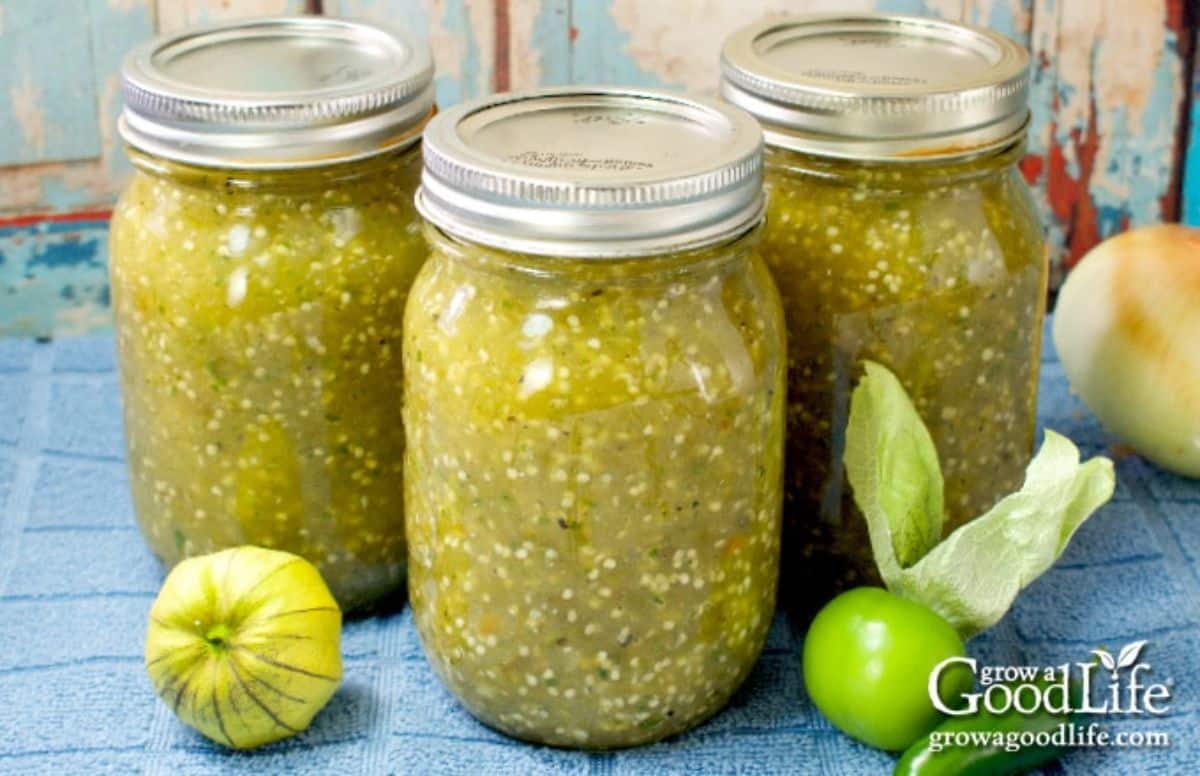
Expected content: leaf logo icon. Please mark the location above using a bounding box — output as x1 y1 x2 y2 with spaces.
1092 648 1116 672
1117 640 1147 669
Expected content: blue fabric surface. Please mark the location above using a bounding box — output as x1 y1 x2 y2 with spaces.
0 325 1197 775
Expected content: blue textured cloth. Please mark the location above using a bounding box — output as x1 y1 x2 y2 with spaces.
0 324 1197 775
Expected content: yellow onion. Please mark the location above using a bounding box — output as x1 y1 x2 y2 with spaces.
144 546 343 749
1053 224 1200 477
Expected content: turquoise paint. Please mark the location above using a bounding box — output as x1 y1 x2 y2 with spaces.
1084 29 1179 237
0 222 112 338
329 1 433 42
562 0 1031 91
35 178 106 216
533 0 571 86
439 0 486 103
331 0 453 40
86 0 156 184
0 0 100 166
871 0 941 16
326 0 490 106
1184 33 1200 225
28 238 101 271
4 0 153 213
1025 0 1056 165
1185 105 1200 225
967 0 1032 47
182 0 307 27
0 0 1192 335
568 0 662 88
1051 77 1084 180
873 0 1031 48
1023 0 1069 277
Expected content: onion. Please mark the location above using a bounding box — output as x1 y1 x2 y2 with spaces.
1053 224 1200 477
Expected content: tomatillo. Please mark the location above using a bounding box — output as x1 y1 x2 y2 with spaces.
801 587 973 751
144 546 343 749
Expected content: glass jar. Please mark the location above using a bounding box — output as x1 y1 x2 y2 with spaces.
405 88 785 748
721 15 1047 613
109 18 435 612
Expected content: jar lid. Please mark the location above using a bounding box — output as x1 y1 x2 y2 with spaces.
416 87 765 257
119 16 435 168
720 14 1030 160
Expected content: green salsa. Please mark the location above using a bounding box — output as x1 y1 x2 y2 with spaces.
403 226 785 748
760 143 1047 610
109 145 425 612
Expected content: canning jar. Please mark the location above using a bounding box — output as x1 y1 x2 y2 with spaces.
720 15 1047 613
405 88 785 748
109 18 435 612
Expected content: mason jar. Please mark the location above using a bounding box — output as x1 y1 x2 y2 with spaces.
109 17 435 612
404 88 786 748
720 15 1047 614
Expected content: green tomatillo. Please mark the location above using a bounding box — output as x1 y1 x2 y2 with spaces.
802 587 973 751
800 361 1115 754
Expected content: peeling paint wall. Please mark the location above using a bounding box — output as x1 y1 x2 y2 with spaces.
157 0 308 32
0 0 1194 336
1023 0 1188 282
0 0 154 214
327 0 497 105
550 0 1192 281
0 215 111 337
1184 27 1200 224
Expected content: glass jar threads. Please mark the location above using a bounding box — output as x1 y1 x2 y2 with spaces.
109 17 435 612
721 15 1047 613
404 88 786 748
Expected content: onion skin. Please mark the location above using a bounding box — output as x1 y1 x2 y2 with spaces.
1053 224 1200 477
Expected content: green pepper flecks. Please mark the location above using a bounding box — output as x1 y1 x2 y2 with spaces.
403 226 786 749
109 145 426 612
760 143 1047 612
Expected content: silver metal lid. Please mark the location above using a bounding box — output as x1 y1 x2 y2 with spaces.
119 16 435 168
416 87 765 257
720 14 1030 160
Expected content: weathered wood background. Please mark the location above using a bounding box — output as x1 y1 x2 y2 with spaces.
0 0 1196 335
